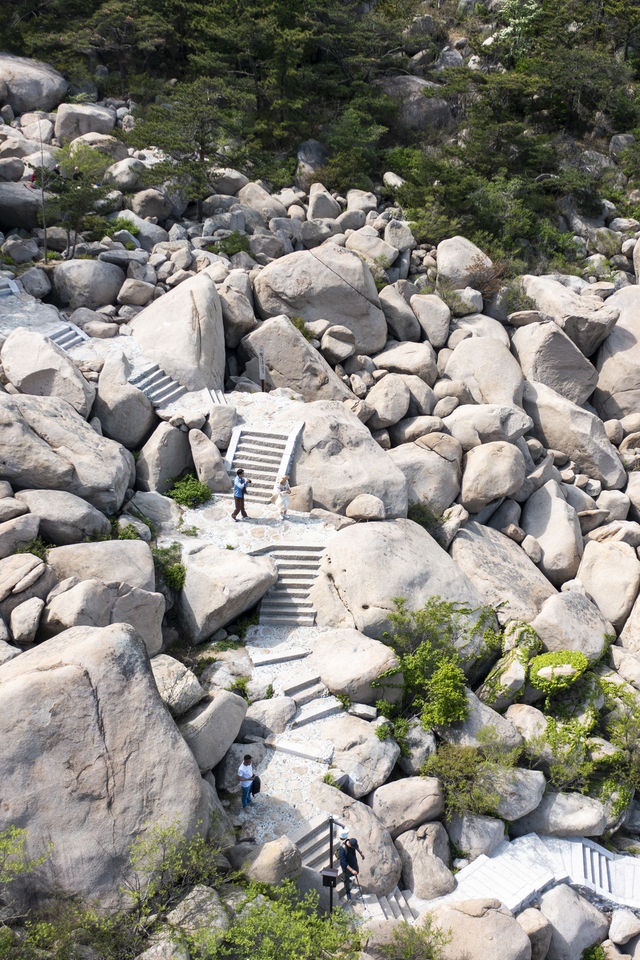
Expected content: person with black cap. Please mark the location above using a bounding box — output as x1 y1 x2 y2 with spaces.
338 827 365 902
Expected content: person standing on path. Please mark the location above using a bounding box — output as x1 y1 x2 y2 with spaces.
232 468 251 521
274 474 291 519
237 753 255 808
338 828 365 901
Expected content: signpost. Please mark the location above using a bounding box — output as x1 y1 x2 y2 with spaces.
258 346 265 392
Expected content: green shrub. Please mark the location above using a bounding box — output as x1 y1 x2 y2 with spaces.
166 473 212 508
228 676 249 699
408 502 443 532
336 693 352 710
381 913 451 960
230 607 260 639
264 683 274 700
116 522 142 541
323 771 341 788
422 660 469 727
581 945 606 960
500 277 538 315
290 315 313 341
529 651 589 695
14 536 50 561
208 230 250 257
152 543 186 591
422 743 501 820
182 525 199 537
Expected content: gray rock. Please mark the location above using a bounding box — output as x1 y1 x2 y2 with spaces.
130 272 225 392
319 714 400 798
14 489 110 545
461 442 527 514
520 480 583 587
93 350 156 449
0 553 57 624
451 521 556 624
292 400 408 518
188 429 231 493
388 433 461 516
438 687 523 751
47 539 155 592
446 813 505 860
492 767 546 820
0 623 211 909
53 259 125 311
379 284 421 341
397 718 437 775
429 898 532 960
218 269 257 348
512 792 607 837
109 209 169 251
532 591 613 662
54 102 115 142
253 245 387 355
0 393 133 513
178 690 247 771
516 908 553 960
19 266 51 299
240 315 351 401
395 822 455 899
0 54 67 112
410 293 451 347
345 493 386 521
377 75 451 134
179 543 277 643
365 777 444 837
103 157 145 191
239 697 297 739
539 884 608 960
136 422 192 494
512 321 598 405
1 328 95 419
436 236 493 290
523 380 626 489
577 540 640 631
609 909 640 946
366 374 411 429
165 883 229 938
444 403 533 449
522 274 618 357
0 181 44 229
446 337 524 407
10 596 44 644
374 340 437 385
595 286 640 420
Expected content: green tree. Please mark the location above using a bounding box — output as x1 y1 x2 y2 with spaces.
48 142 110 257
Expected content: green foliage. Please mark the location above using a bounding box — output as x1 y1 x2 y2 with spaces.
232 608 261 640
289 316 313 341
408 502 443 533
182 525 199 537
581 945 607 960
422 660 469 727
264 683 274 700
227 676 250 700
210 230 251 257
376 722 392 741
603 684 640 791
166 473 212 508
45 143 111 257
117 522 142 541
198 880 360 959
529 651 589 695
14 537 50 561
380 914 451 960
323 771 342 788
540 718 597 793
501 278 538 315
83 214 142 241
336 693 352 710
0 826 50 887
422 743 501 820
152 543 186 591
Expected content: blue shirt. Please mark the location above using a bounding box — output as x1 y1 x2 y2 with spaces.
233 476 247 498
338 842 358 872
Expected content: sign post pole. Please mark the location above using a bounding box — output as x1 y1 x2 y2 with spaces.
258 347 265 393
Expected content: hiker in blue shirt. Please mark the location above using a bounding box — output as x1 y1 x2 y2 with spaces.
232 468 251 521
338 829 365 901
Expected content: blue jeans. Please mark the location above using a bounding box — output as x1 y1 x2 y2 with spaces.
241 783 253 807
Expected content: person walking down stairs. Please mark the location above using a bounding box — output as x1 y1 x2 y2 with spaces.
232 468 251 521
338 829 365 902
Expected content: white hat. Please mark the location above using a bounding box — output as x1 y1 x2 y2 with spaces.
339 827 349 839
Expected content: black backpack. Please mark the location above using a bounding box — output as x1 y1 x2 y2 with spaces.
251 775 261 796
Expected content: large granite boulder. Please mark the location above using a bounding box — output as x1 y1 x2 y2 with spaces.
54 102 116 142
13 489 110 545
531 590 613 662
520 480 583 587
0 182 46 229
446 338 524 407
179 544 277 643
461 441 527 513
47 540 155 591
240 315 351 401
511 321 598 405
511 791 607 837
365 777 444 837
130 272 225 391
0 393 134 513
311 520 492 664
523 380 626 489
92 351 156 449
426 898 532 960
388 434 461 516
594 286 640 420
0 623 211 909
0 54 67 112
576 540 640 631
450 521 556 624
308 628 401 704
436 236 492 290
253 245 388 355
53 259 125 311
395 822 455 899
538 884 608 960
292 401 408 517
521 274 618 356
377 76 451 134
178 690 247 771
1 328 95 418
318 714 400 798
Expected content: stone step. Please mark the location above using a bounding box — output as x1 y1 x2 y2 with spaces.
268 586 311 597
260 613 316 626
282 674 321 697
289 696 342 728
400 889 421 921
210 388 228 405
293 682 327 706
129 364 160 384
241 430 289 442
154 384 188 405
269 732 334 763
248 646 309 667
261 599 314 611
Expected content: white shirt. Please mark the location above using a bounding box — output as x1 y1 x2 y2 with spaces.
238 762 253 782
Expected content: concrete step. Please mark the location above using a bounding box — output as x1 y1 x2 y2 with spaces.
282 674 321 697
49 324 87 350
248 646 309 667
210 388 228 405
290 696 343 728
260 613 316 626
269 732 334 763
293 682 327 706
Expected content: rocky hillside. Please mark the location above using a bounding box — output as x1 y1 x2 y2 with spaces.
2 47 640 960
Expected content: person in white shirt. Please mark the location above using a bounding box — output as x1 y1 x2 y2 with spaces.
274 475 291 519
237 753 254 808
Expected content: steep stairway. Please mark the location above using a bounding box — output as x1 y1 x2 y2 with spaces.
256 544 325 626
225 428 292 504
427 833 640 915
128 363 188 407
48 322 89 351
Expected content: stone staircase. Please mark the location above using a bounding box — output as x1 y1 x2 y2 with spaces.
426 833 640 915
257 544 325 626
291 817 419 923
128 363 188 407
48 322 89 351
225 428 291 504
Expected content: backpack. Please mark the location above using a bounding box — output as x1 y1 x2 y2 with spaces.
251 775 261 796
